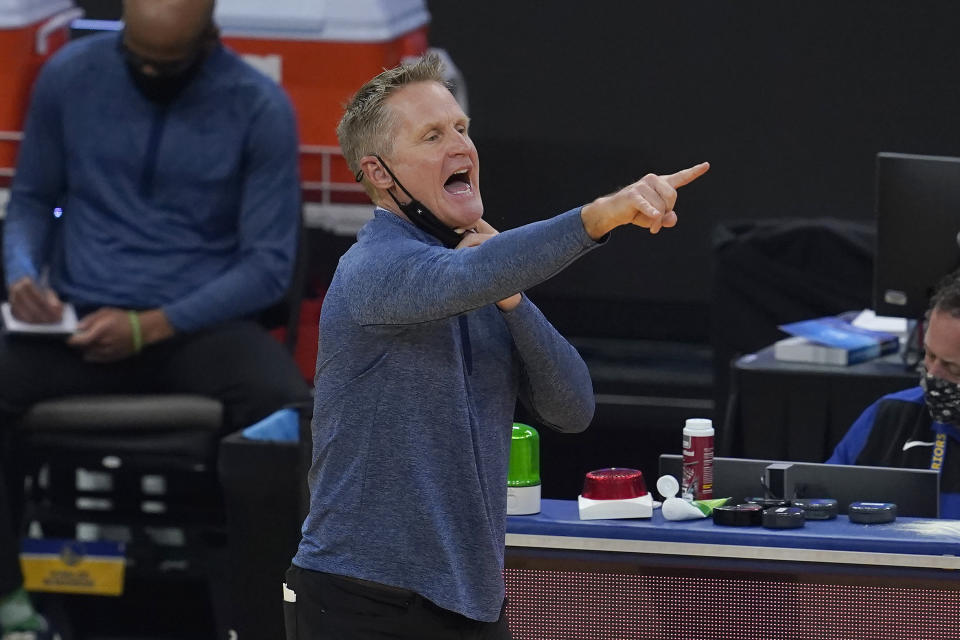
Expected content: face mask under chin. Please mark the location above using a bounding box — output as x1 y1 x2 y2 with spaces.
920 366 960 425
371 155 463 248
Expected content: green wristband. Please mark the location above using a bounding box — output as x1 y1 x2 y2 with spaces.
127 311 143 354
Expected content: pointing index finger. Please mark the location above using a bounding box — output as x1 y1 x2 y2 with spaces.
663 162 710 189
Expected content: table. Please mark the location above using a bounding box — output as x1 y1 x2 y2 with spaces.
723 344 917 461
219 431 960 640
504 499 960 640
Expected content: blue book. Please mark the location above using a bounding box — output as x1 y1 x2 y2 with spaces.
775 317 900 365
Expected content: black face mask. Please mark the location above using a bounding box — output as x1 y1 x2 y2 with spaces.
357 156 464 248
921 366 960 425
125 60 201 104
120 25 218 104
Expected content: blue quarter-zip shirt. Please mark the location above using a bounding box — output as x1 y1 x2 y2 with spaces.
4 32 300 331
294 207 598 622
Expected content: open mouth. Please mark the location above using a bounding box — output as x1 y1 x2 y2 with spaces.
443 168 472 195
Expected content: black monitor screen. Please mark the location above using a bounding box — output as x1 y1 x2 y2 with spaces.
874 152 960 319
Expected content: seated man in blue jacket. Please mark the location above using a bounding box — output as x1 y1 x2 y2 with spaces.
828 272 960 518
0 1 310 637
285 53 709 639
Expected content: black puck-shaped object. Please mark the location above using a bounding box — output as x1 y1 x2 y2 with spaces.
792 498 839 520
713 503 764 526
762 506 806 529
744 497 790 509
848 502 897 524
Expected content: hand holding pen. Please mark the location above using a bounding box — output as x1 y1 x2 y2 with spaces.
8 274 64 324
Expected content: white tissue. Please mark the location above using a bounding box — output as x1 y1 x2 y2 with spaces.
661 497 708 521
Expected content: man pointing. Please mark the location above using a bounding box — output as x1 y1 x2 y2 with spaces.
286 53 709 639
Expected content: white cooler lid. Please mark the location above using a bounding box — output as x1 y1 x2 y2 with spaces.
0 0 74 29
215 0 429 43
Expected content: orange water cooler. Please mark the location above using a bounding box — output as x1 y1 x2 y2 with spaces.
215 0 465 227
0 0 82 187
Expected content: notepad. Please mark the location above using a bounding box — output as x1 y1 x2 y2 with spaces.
1 301 78 336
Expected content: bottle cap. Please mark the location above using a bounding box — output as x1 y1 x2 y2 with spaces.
712 503 763 526
762 506 806 529
848 502 897 524
684 418 713 432
581 468 647 500
656 474 680 500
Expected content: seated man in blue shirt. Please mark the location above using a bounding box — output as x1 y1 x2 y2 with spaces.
828 272 960 518
0 1 311 637
285 53 709 639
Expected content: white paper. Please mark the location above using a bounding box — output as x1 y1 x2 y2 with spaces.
1 301 78 335
852 309 909 334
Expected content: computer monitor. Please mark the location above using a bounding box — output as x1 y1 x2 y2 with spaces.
874 152 960 319
659 454 940 517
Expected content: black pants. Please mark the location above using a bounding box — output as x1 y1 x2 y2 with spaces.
0 321 312 595
283 566 513 640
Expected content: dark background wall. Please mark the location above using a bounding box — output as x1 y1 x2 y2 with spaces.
424 1 960 340
76 0 960 341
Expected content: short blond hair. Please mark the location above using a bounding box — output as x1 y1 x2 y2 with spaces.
337 53 447 196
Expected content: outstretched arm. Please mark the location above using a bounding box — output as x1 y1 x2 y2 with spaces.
350 162 710 326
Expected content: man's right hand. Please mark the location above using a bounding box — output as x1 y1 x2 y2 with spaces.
8 276 64 323
580 162 710 240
